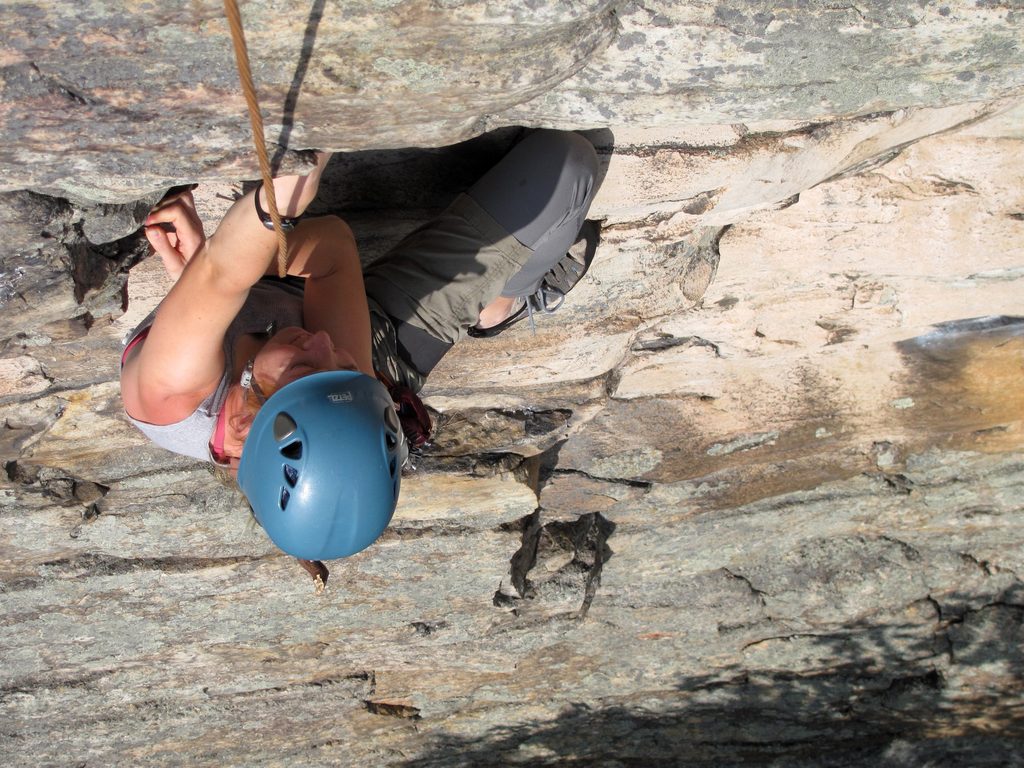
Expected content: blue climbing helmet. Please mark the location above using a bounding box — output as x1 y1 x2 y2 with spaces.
237 370 406 560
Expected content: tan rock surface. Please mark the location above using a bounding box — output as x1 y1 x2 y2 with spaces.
2 114 1023 765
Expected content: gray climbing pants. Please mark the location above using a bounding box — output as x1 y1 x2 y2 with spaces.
363 129 598 377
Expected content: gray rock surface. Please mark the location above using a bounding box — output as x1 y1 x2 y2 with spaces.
1 0 1022 199
3 120 1023 765
1 3 1023 765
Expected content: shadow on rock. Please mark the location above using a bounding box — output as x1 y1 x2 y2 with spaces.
401 584 1024 767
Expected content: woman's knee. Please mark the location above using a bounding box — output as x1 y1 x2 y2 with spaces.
527 129 598 183
312 214 355 242
467 129 599 248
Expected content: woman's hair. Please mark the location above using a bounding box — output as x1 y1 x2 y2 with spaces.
207 459 261 532
237 381 264 431
210 462 241 489
214 367 283 466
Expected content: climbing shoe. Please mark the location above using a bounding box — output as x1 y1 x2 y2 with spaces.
468 219 600 338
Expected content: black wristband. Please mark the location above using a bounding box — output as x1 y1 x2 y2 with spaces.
253 181 301 231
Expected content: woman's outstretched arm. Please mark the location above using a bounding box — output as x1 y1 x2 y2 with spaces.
121 154 331 425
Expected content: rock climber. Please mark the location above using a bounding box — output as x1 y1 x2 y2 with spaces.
119 129 599 562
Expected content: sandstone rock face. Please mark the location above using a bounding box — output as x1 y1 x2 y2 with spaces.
3 115 1023 766
1 0 1022 199
2 3 1024 765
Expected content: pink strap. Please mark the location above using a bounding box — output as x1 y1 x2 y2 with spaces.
123 325 230 465
210 406 229 464
120 327 151 367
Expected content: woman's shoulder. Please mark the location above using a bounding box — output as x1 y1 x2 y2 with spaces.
124 396 222 462
120 337 229 427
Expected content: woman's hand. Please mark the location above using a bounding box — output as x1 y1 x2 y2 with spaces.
143 189 206 282
122 154 333 427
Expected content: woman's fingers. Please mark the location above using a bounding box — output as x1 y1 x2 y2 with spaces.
146 194 202 233
144 193 206 264
144 198 190 227
145 225 186 281
175 217 206 261
151 185 197 213
144 223 169 252
177 189 198 212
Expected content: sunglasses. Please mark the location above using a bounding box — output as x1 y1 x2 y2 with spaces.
239 357 269 405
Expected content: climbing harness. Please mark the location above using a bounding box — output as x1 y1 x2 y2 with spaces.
374 370 433 452
223 0 290 278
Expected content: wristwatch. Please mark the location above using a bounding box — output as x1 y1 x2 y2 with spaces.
253 181 301 231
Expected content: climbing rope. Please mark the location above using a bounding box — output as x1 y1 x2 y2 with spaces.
223 0 289 278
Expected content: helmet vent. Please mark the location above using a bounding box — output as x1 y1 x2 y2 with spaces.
384 405 400 434
274 413 297 441
279 487 291 510
385 432 397 451
283 464 299 487
280 441 303 461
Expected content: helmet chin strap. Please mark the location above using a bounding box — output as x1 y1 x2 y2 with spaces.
218 386 256 461
297 558 329 594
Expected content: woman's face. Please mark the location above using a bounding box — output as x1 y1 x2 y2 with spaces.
253 326 358 393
